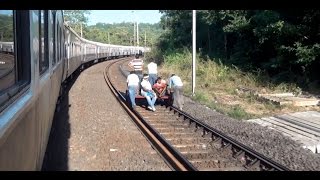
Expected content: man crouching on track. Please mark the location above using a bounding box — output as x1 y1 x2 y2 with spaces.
127 71 140 109
140 74 157 111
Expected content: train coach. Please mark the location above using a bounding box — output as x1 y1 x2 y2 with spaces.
0 10 147 170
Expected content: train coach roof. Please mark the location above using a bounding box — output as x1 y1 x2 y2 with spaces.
63 22 149 50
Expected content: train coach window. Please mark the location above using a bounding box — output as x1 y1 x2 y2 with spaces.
57 23 61 61
39 10 48 75
0 10 31 111
49 11 54 66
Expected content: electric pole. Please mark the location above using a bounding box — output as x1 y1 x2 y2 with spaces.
80 23 83 38
192 10 196 96
108 32 110 44
137 21 139 46
133 22 136 46
144 31 146 47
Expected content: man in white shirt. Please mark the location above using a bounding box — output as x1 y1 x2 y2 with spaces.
127 71 140 109
168 74 184 110
128 54 144 81
141 74 157 111
147 58 157 86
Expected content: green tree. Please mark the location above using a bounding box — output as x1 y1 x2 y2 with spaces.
156 9 320 88
0 12 14 41
84 22 163 47
64 10 91 37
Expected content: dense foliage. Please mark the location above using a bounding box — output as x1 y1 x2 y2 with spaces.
0 13 13 41
158 10 320 88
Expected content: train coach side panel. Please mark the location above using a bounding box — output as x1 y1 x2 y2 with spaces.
0 74 60 170
0 104 37 170
85 44 97 62
67 35 82 77
35 75 55 170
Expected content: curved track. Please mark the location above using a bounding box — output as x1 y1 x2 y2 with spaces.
0 53 15 89
104 58 193 171
105 59 291 171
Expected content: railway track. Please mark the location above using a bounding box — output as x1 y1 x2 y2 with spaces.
104 58 291 171
0 53 14 79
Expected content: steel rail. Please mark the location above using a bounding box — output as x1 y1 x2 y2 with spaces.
113 58 291 171
168 106 291 171
104 58 197 171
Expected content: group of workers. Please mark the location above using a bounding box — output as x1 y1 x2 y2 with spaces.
126 54 184 111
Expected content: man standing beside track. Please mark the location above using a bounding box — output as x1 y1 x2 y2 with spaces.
128 54 144 81
127 71 140 109
168 74 184 110
147 58 157 86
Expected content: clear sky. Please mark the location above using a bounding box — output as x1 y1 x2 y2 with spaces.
87 10 162 25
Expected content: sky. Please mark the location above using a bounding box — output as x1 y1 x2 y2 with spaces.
0 10 12 15
87 10 162 25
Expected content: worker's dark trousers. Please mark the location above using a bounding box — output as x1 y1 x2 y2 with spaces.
173 86 184 110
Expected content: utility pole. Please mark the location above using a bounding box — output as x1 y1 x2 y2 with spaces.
192 10 196 96
144 31 146 47
133 10 139 47
137 21 139 46
133 22 136 46
80 23 83 38
108 32 110 44
132 10 137 47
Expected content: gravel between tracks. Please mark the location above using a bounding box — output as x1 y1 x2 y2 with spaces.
182 97 320 171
